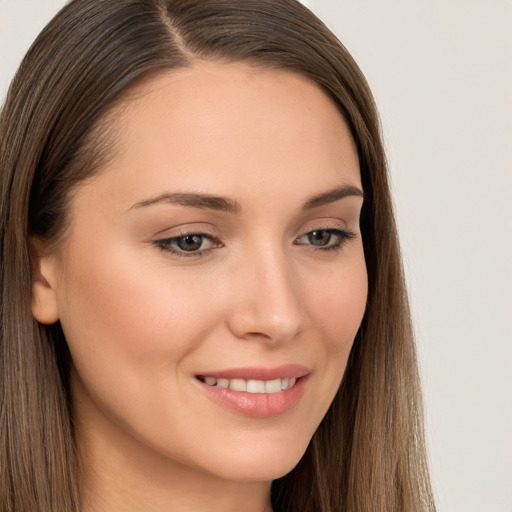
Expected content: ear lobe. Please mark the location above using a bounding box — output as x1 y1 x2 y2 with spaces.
30 239 59 325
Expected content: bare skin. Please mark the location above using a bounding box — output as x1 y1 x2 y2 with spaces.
32 62 367 512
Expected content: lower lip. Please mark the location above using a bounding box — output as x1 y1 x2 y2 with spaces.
196 376 308 418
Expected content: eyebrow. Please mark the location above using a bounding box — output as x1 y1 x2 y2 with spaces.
129 185 364 213
302 185 364 210
130 192 241 213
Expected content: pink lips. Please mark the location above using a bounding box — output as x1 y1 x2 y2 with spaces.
195 364 310 418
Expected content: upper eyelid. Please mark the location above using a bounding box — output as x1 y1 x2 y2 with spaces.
152 222 218 238
155 227 354 250
151 212 352 233
154 222 353 241
296 223 353 239
162 231 216 239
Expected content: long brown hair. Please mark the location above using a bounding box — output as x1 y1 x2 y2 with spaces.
0 1 435 510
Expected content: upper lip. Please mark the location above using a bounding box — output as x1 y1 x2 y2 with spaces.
196 364 310 381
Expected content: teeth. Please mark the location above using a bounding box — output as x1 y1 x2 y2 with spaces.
247 379 265 393
265 379 282 393
229 379 246 392
217 378 229 389
200 376 298 393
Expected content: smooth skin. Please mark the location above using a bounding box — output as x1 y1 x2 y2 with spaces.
32 62 368 512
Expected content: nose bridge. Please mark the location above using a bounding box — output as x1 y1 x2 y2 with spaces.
227 239 305 344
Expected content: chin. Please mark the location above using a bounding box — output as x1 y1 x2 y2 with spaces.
200 435 310 483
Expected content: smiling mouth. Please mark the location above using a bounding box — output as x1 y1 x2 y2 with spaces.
195 367 309 417
196 376 297 393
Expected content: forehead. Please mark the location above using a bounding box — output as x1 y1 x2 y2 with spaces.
75 61 360 217
118 61 353 143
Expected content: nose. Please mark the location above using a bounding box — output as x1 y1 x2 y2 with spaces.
226 245 306 345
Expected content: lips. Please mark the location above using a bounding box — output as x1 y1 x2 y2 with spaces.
198 376 297 393
195 365 310 418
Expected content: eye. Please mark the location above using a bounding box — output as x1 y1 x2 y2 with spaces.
154 233 221 257
175 234 206 252
295 228 356 251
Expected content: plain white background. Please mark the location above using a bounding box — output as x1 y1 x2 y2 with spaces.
1 1 511 511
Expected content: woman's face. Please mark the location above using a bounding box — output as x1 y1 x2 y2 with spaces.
33 62 367 483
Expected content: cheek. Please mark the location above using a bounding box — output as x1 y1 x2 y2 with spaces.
56 243 229 453
299 248 367 414
56 242 223 382
308 253 368 350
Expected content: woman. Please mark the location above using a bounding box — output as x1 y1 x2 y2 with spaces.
0 1 435 511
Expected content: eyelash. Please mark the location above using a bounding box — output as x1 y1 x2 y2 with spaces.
295 228 356 252
154 228 356 259
154 232 221 259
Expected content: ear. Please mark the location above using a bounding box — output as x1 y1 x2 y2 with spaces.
30 238 60 325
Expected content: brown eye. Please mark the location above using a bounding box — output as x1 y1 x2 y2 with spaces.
176 235 204 252
155 233 220 257
307 230 333 247
295 228 356 251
